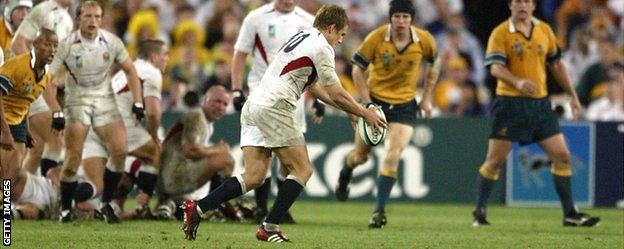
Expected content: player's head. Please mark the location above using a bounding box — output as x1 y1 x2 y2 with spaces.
76 0 103 38
4 0 32 30
274 0 296 13
33 28 58 65
313 5 349 46
508 0 535 20
202 85 230 122
138 39 169 73
389 0 415 34
55 0 73 8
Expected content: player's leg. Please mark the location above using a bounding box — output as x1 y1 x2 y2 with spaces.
11 203 42 220
538 134 600 226
129 138 161 214
369 123 413 228
75 157 106 204
59 121 89 222
252 155 274 223
23 110 63 176
336 129 372 201
276 162 296 224
182 146 271 240
472 138 513 225
256 145 312 242
94 120 128 223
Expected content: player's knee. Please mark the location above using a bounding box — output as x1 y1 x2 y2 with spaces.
110 146 128 164
61 166 78 178
550 150 571 165
349 151 369 166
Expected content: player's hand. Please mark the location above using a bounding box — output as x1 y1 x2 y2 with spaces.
570 97 583 120
514 79 537 96
311 98 325 124
51 111 65 135
132 102 145 122
232 89 246 112
363 107 387 131
419 97 433 119
0 127 14 151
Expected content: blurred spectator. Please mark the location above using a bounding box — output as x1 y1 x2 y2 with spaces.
167 20 211 111
112 0 144 37
414 0 463 35
562 26 600 86
437 16 486 85
576 37 619 106
124 9 170 58
585 62 624 121
434 57 488 117
203 3 240 49
201 56 231 95
555 0 616 49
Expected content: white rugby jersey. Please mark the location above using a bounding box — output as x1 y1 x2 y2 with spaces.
14 0 73 42
235 3 313 91
49 30 130 97
111 59 162 122
163 109 214 156
247 28 340 110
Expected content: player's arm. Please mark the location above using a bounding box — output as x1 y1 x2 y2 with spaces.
10 7 41 55
230 50 248 112
0 72 14 150
144 96 161 140
549 60 582 118
118 58 144 121
351 65 371 103
11 35 32 56
489 63 536 95
321 82 386 129
420 57 441 118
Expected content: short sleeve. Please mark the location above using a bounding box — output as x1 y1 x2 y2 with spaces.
0 65 16 95
181 111 205 145
484 27 507 67
48 40 69 76
113 37 130 63
142 69 162 99
314 45 340 86
234 13 256 53
351 30 379 69
421 31 437 64
15 7 43 41
545 25 562 63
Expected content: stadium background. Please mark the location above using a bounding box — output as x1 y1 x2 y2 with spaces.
77 0 620 207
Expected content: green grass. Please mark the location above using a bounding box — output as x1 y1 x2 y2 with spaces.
10 201 623 248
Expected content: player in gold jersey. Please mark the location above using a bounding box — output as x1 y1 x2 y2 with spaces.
0 28 57 188
472 0 599 227
335 0 440 228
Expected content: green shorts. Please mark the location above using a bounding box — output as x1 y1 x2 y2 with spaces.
490 96 561 145
1 118 28 143
371 97 418 126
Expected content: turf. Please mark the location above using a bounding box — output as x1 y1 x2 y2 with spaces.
9 201 623 248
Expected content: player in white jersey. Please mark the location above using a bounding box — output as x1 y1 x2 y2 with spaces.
45 1 144 224
10 0 73 179
181 5 386 242
231 0 322 223
72 39 168 218
157 86 234 217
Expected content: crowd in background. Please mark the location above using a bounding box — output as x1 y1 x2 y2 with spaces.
6 0 623 120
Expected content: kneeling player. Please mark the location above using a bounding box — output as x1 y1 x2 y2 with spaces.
156 86 234 214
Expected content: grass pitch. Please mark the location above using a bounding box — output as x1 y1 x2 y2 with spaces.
10 201 623 248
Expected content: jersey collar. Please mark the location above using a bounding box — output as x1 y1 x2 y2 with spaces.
508 17 539 33
384 24 420 43
30 50 49 78
4 19 14 35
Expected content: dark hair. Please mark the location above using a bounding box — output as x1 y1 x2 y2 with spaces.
313 5 348 31
75 0 102 18
389 0 415 19
137 39 165 59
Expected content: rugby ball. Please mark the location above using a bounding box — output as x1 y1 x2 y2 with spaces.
357 105 387 146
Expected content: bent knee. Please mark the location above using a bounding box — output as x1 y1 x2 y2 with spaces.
349 151 370 166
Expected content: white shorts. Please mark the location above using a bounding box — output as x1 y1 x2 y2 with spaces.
82 124 152 159
294 97 306 133
28 95 50 118
17 173 58 218
65 95 121 127
240 103 305 148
